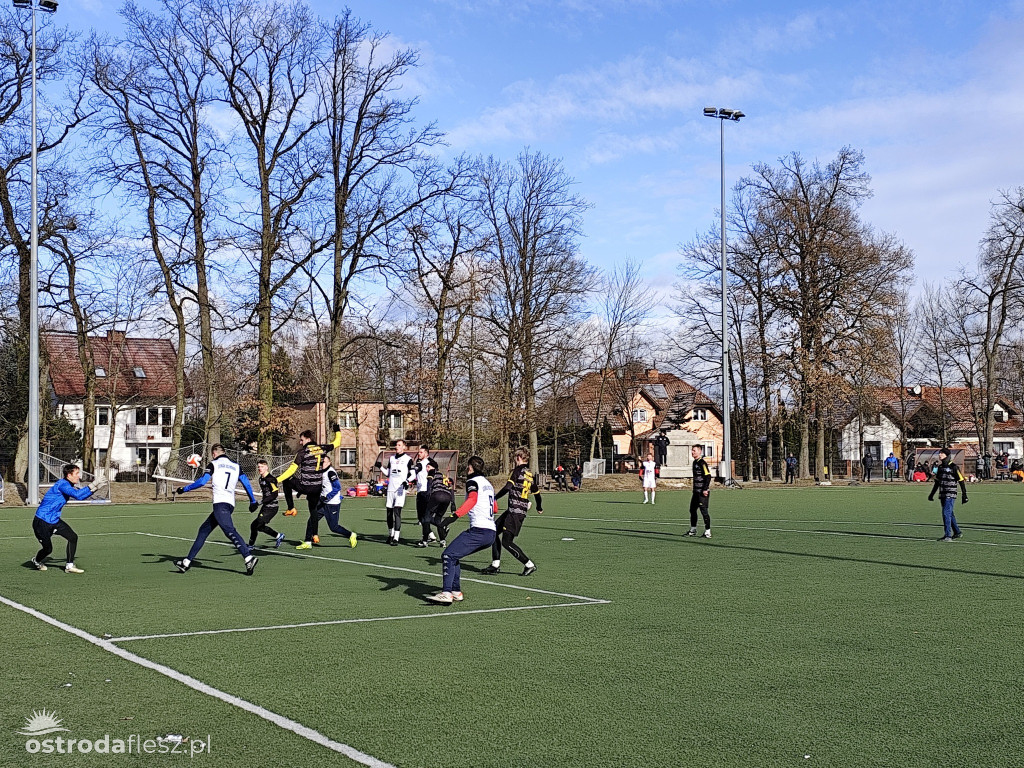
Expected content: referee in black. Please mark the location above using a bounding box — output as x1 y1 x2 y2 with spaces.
688 445 712 539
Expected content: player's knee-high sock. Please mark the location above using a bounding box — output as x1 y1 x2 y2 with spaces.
282 478 296 510
386 507 395 535
651 490 656 503
501 531 529 565
393 508 402 536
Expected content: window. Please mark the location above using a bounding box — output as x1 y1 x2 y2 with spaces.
338 449 357 466
338 412 357 429
994 441 1014 455
994 406 1007 423
96 407 110 426
379 412 403 430
691 408 708 422
865 441 882 461
631 408 648 423
701 443 715 458
161 407 172 425
95 367 106 378
136 447 159 467
133 366 146 378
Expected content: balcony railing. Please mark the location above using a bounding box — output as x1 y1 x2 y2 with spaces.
125 424 172 443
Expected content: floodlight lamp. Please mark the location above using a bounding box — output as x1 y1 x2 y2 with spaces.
39 0 58 11
718 108 734 118
703 107 718 117
731 110 745 121
12 0 32 9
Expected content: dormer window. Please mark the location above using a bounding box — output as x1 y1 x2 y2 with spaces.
95 367 106 378
133 367 146 378
691 408 708 422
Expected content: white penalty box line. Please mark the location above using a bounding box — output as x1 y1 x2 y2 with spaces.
103 532 609 643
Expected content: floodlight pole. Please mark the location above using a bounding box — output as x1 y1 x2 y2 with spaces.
13 0 57 505
703 106 744 486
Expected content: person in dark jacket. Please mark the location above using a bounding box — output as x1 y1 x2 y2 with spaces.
927 447 967 541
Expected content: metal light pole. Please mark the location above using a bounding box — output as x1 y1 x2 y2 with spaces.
703 106 744 485
13 0 58 505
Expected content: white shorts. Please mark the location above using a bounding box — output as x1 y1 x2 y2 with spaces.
643 478 657 490
386 485 408 508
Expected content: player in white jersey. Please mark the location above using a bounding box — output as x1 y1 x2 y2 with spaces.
375 438 416 545
425 455 497 605
640 449 659 504
312 455 357 547
172 444 260 575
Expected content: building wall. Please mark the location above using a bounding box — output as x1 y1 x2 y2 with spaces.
58 403 175 476
838 414 901 461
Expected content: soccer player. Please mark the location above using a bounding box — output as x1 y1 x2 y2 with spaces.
413 446 439 547
172 444 259 575
928 447 967 542
640 449 659 504
687 445 712 538
30 464 99 573
311 455 357 547
425 455 497 605
424 464 455 547
484 446 542 576
376 438 415 546
277 428 342 550
249 460 285 549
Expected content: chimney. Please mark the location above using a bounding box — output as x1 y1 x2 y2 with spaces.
645 368 659 380
106 329 126 345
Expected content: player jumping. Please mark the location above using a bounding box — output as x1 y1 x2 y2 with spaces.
277 428 342 550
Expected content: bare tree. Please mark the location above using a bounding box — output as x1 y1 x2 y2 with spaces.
187 0 329 451
479 151 596 473
587 256 655 461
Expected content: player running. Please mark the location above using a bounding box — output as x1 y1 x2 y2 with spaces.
249 459 285 549
312 455 357 547
425 455 497 605
376 439 415 546
640 449 659 504
172 444 260 575
276 428 342 550
30 463 99 573
484 446 542 576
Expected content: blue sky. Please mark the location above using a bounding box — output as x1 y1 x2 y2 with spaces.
62 0 1024 297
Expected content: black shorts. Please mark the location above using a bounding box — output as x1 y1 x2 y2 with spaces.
497 511 527 537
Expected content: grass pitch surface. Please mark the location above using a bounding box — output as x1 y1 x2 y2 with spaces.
1 482 1023 767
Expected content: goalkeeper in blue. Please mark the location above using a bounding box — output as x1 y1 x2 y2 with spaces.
172 444 260 575
30 463 100 573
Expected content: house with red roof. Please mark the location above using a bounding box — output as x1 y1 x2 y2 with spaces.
45 330 184 475
560 366 723 477
838 385 1023 471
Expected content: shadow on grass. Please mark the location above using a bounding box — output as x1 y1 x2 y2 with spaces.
540 525 1024 581
366 573 438 600
143 552 242 575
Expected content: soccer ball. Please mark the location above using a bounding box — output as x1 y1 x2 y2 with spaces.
186 453 202 469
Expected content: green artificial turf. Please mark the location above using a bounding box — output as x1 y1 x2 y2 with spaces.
2 483 1023 767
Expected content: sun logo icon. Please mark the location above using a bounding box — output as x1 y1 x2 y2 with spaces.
17 710 70 737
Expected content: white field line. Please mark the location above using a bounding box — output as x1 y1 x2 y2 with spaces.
540 516 1024 548
0 531 138 541
0 593 396 768
136 532 607 603
107 600 607 643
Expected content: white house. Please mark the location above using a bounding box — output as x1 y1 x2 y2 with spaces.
838 386 1024 466
45 330 184 476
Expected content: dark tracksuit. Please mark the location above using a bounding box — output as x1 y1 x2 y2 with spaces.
423 470 455 542
279 437 339 542
690 456 712 530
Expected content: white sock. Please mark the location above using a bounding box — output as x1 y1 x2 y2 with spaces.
491 559 501 568
525 560 534 568
651 492 656 503
245 554 254 563
66 562 74 568
182 558 191 567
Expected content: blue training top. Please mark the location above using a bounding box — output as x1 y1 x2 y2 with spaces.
35 479 93 524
